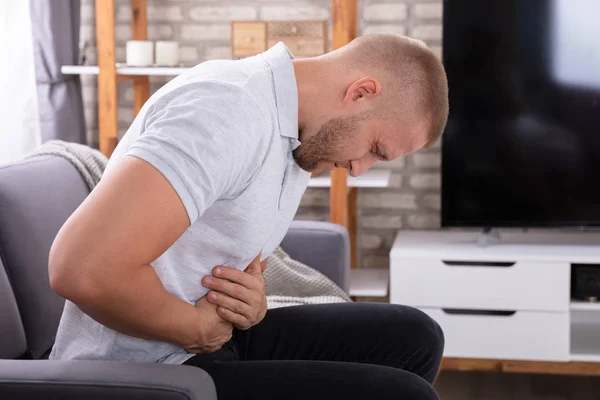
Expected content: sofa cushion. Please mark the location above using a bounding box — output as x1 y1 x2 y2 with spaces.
0 257 27 359
0 155 90 358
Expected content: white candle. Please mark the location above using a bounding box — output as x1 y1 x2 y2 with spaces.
155 41 179 66
126 40 154 66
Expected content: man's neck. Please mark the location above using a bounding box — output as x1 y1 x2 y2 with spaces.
293 58 325 142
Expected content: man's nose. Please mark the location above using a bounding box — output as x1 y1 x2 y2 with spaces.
349 157 377 177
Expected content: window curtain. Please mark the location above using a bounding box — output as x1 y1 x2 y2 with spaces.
0 1 41 164
29 0 86 145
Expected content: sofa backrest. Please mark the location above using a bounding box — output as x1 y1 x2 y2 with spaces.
0 155 90 359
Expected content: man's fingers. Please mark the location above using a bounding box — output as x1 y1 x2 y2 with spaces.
207 291 252 316
244 252 262 275
217 306 250 330
244 257 262 275
203 276 253 304
202 251 265 331
260 257 268 273
211 266 257 289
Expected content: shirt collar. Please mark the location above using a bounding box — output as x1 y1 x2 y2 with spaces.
262 42 301 149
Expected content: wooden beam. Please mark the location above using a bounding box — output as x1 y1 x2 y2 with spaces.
95 0 118 157
332 0 357 49
441 358 600 377
347 187 358 268
131 0 147 40
329 0 357 227
131 0 150 116
132 75 150 116
117 75 136 82
329 168 348 226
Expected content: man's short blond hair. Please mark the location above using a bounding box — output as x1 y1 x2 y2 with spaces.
342 34 449 146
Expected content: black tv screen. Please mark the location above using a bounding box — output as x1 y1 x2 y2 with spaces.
441 0 600 228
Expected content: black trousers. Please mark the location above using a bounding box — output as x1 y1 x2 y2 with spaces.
183 302 444 400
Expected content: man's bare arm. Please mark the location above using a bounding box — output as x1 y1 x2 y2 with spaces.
49 155 214 349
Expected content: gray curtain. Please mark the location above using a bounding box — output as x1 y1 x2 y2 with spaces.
29 0 86 144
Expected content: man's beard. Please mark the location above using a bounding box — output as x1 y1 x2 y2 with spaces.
293 119 341 172
293 113 367 172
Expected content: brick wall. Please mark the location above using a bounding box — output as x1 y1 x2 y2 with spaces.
79 0 444 270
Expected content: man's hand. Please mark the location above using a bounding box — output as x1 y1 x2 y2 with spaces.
202 253 267 330
186 296 233 354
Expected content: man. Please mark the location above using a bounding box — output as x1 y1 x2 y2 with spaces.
49 33 449 399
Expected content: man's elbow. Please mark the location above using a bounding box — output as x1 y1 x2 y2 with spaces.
48 244 91 302
49 250 74 299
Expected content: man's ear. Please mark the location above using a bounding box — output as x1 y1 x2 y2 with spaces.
343 77 382 104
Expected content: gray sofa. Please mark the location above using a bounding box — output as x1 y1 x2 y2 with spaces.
0 154 350 399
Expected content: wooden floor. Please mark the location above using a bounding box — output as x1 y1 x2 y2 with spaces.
435 358 600 400
435 370 600 400
441 358 600 376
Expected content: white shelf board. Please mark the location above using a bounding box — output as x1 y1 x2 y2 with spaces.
391 230 600 263
349 268 389 297
62 65 99 75
570 300 600 311
570 309 600 362
61 65 191 76
117 66 191 76
308 169 391 188
570 352 600 362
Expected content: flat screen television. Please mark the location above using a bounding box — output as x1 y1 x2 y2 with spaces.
441 0 600 228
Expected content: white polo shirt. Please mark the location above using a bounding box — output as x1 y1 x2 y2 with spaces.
50 43 311 364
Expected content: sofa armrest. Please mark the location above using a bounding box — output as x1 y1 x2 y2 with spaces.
280 220 350 293
0 360 217 400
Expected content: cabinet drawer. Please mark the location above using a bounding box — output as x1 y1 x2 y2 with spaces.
390 258 569 312
232 22 266 56
267 21 326 38
268 37 325 56
421 308 569 361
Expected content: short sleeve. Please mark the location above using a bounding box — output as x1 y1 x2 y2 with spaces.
125 82 267 224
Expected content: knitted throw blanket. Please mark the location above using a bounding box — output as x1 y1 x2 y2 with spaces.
28 140 350 309
26 140 107 191
264 247 351 309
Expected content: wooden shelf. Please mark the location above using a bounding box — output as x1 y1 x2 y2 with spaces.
308 169 391 188
118 65 191 76
349 268 389 297
571 309 600 362
61 65 192 76
62 65 100 75
83 0 363 274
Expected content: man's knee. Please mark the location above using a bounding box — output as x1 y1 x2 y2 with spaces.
344 363 440 400
415 308 444 356
398 371 440 400
389 305 445 360
375 367 440 400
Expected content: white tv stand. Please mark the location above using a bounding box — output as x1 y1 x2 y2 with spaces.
475 227 502 247
389 229 600 375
